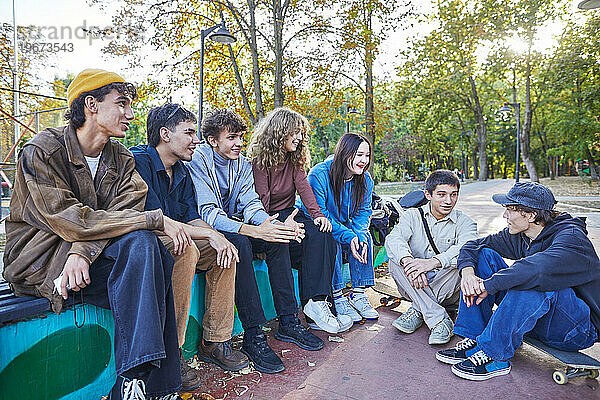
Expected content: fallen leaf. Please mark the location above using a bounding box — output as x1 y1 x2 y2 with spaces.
366 324 384 331
239 365 254 375
328 336 344 342
180 394 193 400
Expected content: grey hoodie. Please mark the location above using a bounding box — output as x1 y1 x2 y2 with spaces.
186 143 270 233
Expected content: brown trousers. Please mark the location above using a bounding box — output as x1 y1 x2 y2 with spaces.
159 236 236 345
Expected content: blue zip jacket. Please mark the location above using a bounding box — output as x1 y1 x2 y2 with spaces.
458 213 600 336
297 156 373 245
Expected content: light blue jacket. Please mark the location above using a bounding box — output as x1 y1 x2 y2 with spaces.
186 143 270 233
297 156 373 245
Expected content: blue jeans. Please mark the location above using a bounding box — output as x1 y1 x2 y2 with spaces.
332 233 375 291
82 230 181 397
453 248 598 361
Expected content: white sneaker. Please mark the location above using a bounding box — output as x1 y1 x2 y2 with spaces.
334 295 362 322
123 379 146 400
150 394 182 400
429 317 454 345
349 292 379 320
307 313 354 333
336 313 353 332
304 299 342 334
392 306 423 334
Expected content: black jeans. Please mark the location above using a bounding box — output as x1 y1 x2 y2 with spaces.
275 208 335 305
223 231 298 330
82 230 181 397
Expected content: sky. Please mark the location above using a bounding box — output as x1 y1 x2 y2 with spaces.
0 0 588 102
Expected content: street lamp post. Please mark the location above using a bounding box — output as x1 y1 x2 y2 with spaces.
498 102 521 182
460 131 465 182
198 22 236 134
346 105 358 134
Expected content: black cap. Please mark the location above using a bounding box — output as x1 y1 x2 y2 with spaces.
492 182 557 211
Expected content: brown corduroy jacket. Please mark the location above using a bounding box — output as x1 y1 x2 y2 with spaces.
2 125 164 313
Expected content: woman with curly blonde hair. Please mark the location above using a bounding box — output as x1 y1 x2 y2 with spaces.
249 107 352 334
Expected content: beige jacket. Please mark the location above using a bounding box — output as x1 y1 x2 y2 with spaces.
385 204 478 268
2 125 164 313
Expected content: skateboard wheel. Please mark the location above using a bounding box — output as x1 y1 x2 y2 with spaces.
380 298 389 306
588 369 599 379
553 370 568 385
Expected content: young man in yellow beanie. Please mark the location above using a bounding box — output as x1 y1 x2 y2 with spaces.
3 69 189 400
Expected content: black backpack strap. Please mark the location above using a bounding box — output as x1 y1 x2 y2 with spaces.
418 207 440 255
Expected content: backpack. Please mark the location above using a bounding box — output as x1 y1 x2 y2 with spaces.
369 192 402 246
397 189 440 254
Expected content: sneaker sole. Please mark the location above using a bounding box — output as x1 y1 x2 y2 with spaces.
429 333 454 345
181 380 202 392
240 349 285 374
435 352 466 365
196 353 250 372
308 321 353 333
392 320 422 334
274 331 324 351
451 364 512 381
304 307 342 334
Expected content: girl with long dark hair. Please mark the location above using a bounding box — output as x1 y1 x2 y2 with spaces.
297 133 378 324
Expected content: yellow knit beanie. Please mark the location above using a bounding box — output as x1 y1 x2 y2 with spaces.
67 68 127 107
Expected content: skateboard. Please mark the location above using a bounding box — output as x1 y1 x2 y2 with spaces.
371 278 405 306
524 337 600 385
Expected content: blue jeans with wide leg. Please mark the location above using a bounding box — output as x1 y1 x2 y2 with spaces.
82 230 181 397
453 248 598 361
332 233 375 291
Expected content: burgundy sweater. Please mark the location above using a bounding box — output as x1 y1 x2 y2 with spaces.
252 156 325 219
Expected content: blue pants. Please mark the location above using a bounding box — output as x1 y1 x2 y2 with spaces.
453 248 598 361
332 233 375 291
82 230 180 397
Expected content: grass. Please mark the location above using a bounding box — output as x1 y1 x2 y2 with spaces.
374 181 422 196
540 176 600 196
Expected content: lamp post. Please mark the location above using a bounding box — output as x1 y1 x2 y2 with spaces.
346 105 358 134
498 102 521 182
460 131 466 182
198 22 236 134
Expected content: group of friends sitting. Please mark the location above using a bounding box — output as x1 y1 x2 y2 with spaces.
2 68 599 400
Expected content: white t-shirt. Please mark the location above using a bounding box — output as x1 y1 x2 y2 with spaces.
85 152 102 178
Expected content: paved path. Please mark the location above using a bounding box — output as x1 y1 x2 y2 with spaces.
190 179 600 399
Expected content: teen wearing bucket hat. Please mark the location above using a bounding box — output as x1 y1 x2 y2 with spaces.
435 182 600 381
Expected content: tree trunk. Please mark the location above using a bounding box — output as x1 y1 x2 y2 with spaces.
585 146 600 180
522 32 539 182
272 0 285 107
248 0 264 120
468 75 487 181
226 44 256 124
472 147 478 179
364 6 375 175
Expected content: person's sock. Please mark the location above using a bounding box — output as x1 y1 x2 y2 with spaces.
279 313 296 326
311 295 327 302
245 326 259 338
352 286 366 296
122 363 151 381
